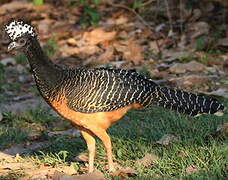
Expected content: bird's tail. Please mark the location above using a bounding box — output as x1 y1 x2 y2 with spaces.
149 86 225 117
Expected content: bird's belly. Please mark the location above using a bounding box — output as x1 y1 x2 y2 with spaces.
49 96 141 130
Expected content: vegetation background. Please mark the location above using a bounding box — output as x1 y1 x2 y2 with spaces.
0 0 227 179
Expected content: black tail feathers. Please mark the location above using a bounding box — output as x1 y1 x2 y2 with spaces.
151 86 225 117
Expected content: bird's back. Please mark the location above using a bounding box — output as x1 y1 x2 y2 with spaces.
62 68 158 113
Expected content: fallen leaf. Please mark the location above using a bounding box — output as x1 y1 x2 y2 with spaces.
169 75 211 87
207 59 228 67
189 22 210 39
83 28 116 45
18 167 58 180
48 128 81 138
149 41 160 54
169 61 206 74
75 153 88 162
53 170 105 180
0 1 33 15
59 44 101 57
169 63 187 74
1 162 34 171
150 69 170 79
125 40 143 64
62 164 78 175
217 37 228 47
114 40 143 64
189 9 202 22
37 19 53 34
136 153 159 167
185 61 206 72
0 152 14 162
97 46 114 64
156 134 178 145
3 141 49 156
216 122 228 137
0 57 16 66
26 131 42 140
185 164 199 174
107 15 128 25
112 167 137 178
199 88 228 99
0 97 46 115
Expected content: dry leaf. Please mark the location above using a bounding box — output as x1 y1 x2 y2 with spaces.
0 57 16 66
169 61 206 74
0 152 14 162
75 153 88 162
83 28 116 46
3 141 48 156
26 131 42 140
53 170 105 180
1 162 34 171
217 37 228 47
189 9 202 22
185 164 199 174
150 69 170 79
67 38 78 46
169 63 187 74
0 1 33 15
185 61 206 72
136 153 159 167
48 128 80 138
216 123 228 137
37 19 53 34
107 15 128 25
112 167 137 178
169 75 211 87
62 164 78 175
97 46 114 64
114 40 143 64
149 41 160 54
18 167 58 180
59 44 100 57
199 88 228 99
189 22 210 39
156 134 178 145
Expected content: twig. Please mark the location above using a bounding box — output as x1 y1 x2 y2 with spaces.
164 0 173 35
141 0 156 7
179 0 184 34
106 0 162 54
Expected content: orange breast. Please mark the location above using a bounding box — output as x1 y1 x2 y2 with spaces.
49 95 141 130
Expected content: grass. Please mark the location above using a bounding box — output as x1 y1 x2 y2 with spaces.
0 99 227 179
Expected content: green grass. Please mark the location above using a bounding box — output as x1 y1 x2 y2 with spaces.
0 100 227 179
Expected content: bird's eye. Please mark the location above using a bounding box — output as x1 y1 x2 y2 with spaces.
19 39 26 44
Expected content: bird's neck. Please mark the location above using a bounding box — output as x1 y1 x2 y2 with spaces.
24 38 63 99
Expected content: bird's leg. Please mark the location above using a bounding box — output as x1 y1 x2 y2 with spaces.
87 126 115 172
80 130 96 173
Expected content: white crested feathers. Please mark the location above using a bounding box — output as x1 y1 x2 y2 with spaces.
5 20 36 41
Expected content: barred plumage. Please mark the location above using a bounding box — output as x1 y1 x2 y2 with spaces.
62 67 225 116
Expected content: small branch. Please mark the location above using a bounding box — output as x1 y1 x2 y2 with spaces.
179 0 184 34
164 0 173 35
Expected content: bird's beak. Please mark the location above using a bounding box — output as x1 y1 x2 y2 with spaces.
8 41 17 51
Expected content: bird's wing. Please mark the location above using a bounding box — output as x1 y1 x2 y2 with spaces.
65 68 157 113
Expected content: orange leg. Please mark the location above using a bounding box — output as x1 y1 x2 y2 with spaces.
80 130 96 173
87 126 115 172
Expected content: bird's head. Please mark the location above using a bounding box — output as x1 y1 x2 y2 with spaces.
4 20 37 51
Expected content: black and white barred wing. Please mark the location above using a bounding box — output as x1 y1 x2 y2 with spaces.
65 68 157 113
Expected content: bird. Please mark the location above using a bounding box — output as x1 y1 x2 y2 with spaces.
4 19 225 173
